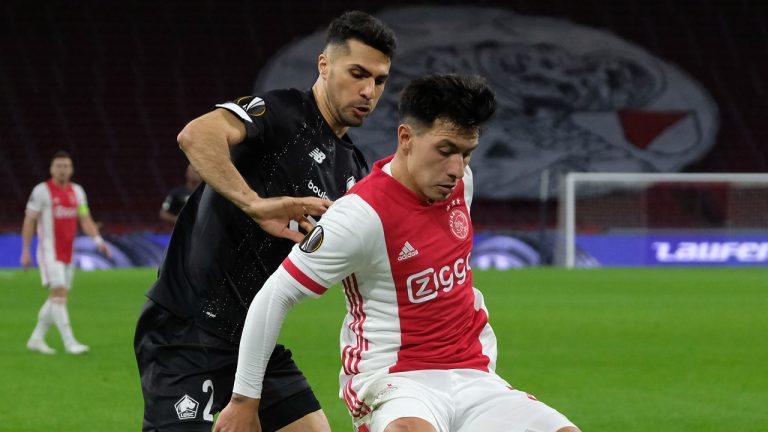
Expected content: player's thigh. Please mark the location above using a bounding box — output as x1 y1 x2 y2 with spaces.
259 345 325 432
364 371 452 432
50 265 74 297
271 407 329 432
455 371 576 432
135 302 237 430
141 367 231 431
39 258 70 290
371 399 438 432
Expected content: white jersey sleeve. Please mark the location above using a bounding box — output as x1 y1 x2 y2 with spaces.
463 165 473 213
25 183 49 217
72 184 90 216
233 272 308 398
232 194 380 398
281 194 381 297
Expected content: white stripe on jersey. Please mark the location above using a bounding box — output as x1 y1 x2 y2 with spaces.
463 165 473 213
215 102 252 123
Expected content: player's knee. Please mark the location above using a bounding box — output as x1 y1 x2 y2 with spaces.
277 410 331 432
383 417 437 432
50 288 68 299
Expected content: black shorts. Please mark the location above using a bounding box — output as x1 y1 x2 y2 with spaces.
134 300 321 432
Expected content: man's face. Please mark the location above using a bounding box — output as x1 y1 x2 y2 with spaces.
401 118 479 202
323 39 391 128
50 157 73 185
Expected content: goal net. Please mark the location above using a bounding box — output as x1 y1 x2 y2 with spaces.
557 173 768 267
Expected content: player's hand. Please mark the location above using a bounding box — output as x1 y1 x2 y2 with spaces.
213 395 261 432
20 250 32 269
245 196 331 243
97 242 112 259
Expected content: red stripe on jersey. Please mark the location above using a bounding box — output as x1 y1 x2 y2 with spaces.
341 380 358 415
342 274 367 375
341 278 354 375
349 274 367 374
343 379 371 418
46 180 78 264
281 258 327 295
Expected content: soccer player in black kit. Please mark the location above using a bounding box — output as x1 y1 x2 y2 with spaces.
134 11 396 432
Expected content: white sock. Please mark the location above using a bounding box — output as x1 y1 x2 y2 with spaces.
30 299 53 340
49 298 77 347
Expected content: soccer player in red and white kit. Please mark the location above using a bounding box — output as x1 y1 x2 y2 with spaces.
215 75 580 432
21 151 111 355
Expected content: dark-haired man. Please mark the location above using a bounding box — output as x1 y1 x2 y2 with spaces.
22 151 111 355
216 74 580 432
159 164 202 224
134 11 396 432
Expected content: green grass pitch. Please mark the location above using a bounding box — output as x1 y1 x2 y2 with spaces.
0 267 766 431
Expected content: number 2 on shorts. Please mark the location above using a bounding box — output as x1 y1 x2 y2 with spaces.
202 379 214 421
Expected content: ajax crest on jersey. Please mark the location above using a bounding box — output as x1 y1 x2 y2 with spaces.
449 208 470 241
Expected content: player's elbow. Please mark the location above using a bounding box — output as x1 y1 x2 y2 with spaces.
178 110 242 153
178 114 218 153
177 121 198 154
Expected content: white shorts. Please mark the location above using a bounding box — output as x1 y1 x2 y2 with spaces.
358 369 576 432
38 254 75 290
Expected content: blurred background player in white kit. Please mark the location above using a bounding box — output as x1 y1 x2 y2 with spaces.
21 150 111 355
159 163 202 224
215 75 580 432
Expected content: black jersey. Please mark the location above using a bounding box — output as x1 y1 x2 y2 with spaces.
161 185 193 216
147 89 368 343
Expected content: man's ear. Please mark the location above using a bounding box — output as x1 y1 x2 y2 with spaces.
397 124 413 154
318 52 328 79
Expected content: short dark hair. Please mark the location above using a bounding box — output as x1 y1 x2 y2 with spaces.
52 150 71 161
325 11 397 59
398 74 497 134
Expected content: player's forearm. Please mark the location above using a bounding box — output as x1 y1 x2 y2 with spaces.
159 209 178 223
21 216 35 251
233 270 306 398
190 155 258 211
79 216 100 238
178 113 259 211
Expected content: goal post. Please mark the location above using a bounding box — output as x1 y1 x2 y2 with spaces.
557 173 768 267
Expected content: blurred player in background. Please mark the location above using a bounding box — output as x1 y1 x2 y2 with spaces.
21 150 111 355
215 75 580 432
159 164 202 224
134 11 396 432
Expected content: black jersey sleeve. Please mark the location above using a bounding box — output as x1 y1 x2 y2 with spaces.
162 186 189 215
215 95 272 144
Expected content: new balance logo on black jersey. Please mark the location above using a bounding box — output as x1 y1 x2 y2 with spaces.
309 148 326 164
398 242 419 261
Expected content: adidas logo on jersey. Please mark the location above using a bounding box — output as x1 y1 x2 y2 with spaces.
309 148 326 164
398 242 419 261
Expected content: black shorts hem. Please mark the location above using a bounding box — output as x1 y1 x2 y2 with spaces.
259 388 322 432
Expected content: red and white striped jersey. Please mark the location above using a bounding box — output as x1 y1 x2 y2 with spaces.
25 180 88 265
279 156 498 418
